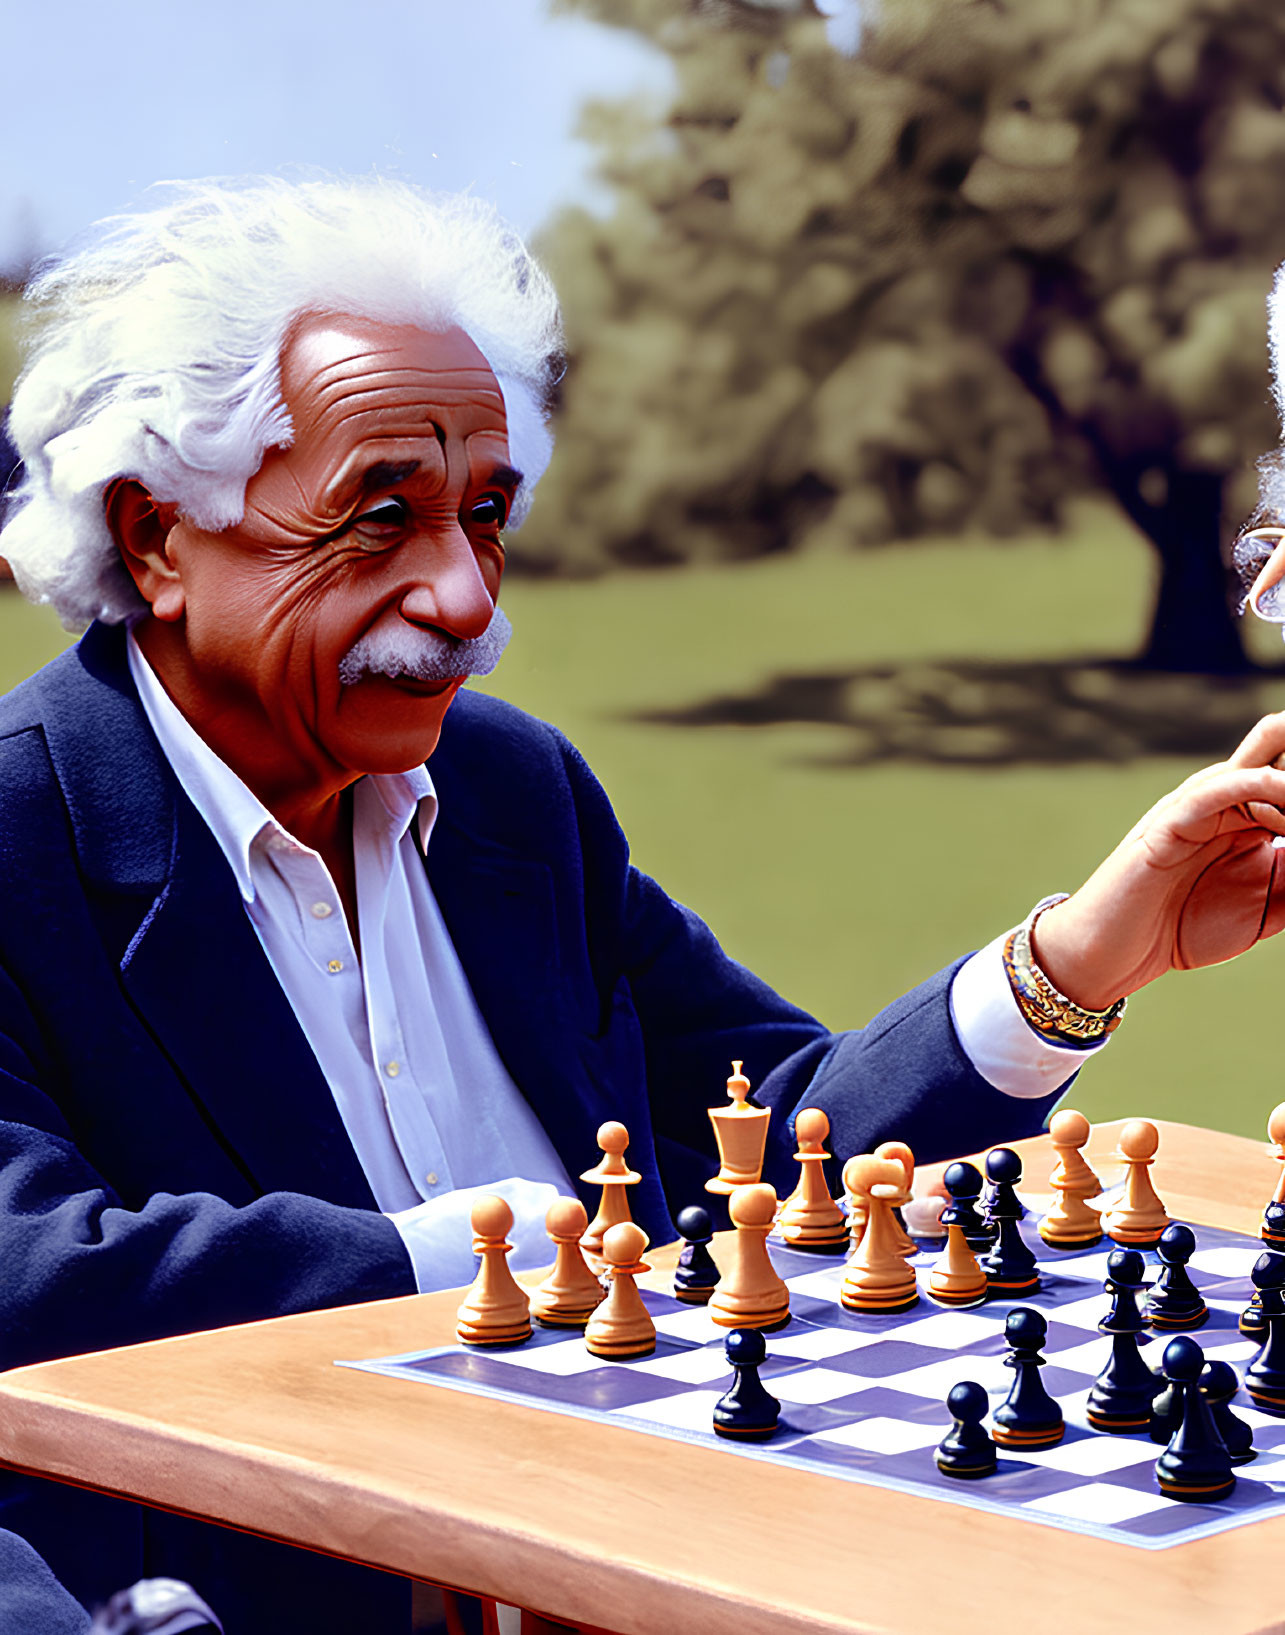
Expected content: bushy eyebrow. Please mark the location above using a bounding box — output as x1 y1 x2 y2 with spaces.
352 459 421 497
327 456 522 522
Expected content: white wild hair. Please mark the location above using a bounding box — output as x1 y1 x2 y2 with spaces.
1256 259 1285 532
1271 259 1285 439
1234 261 1285 627
1 175 564 630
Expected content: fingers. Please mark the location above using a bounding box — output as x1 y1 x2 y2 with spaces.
1159 765 1285 838
1246 802 1285 836
1225 711 1285 770
1137 715 1285 833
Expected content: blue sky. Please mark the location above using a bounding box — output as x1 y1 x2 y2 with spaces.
1 1 672 271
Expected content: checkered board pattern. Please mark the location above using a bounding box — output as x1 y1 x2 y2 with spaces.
339 1217 1285 1550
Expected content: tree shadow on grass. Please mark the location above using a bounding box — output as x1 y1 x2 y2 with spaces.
633 657 1285 767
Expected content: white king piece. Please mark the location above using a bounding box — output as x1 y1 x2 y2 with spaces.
706 1060 771 1196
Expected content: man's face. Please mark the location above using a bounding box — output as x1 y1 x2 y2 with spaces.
153 313 516 785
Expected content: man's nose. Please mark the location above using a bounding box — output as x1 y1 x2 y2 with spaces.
397 523 496 639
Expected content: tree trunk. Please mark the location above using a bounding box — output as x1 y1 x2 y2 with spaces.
1099 458 1250 675
1008 325 1252 675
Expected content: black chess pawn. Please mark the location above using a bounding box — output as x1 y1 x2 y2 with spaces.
1245 1250 1285 1413
1264 1200 1285 1252
992 1307 1064 1450
1155 1336 1236 1503
982 1147 1028 1218
673 1205 721 1305
1087 1249 1164 1433
1201 1359 1256 1465
980 1149 1039 1297
983 1157 1026 1223
713 1327 780 1441
941 1161 991 1251
1144 1224 1208 1332
935 1380 997 1479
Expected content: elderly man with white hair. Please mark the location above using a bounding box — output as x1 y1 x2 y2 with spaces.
5 175 1285 1632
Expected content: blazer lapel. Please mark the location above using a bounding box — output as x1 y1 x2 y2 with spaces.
425 792 674 1243
119 796 381 1207
424 730 620 1189
40 625 379 1210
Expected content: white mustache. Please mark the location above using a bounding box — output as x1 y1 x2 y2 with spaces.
338 607 513 686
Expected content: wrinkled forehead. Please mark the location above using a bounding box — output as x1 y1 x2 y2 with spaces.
279 313 509 445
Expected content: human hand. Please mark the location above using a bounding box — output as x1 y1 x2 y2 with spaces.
1030 713 1285 1010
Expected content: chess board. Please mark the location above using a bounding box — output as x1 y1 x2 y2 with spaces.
340 1217 1285 1551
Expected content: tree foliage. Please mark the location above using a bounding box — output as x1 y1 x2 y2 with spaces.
525 0 1285 669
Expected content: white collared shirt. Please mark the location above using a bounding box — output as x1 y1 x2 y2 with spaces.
127 633 574 1291
126 633 1091 1290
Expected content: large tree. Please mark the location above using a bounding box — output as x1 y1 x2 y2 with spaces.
525 0 1285 671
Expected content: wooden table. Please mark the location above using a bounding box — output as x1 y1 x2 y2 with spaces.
0 1119 1280 1635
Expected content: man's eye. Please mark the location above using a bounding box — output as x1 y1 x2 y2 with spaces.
470 495 508 528
347 497 408 550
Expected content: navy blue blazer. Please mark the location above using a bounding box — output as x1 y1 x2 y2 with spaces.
0 620 1062 1631
0 1528 89 1634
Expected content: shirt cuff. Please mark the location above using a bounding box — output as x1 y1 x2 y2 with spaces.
387 1177 562 1294
949 934 1106 1100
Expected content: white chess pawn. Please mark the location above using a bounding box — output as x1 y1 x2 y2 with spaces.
1039 1109 1103 1249
456 1196 533 1346
708 1183 791 1331
927 1191 988 1307
531 1196 606 1329
584 1222 656 1359
1102 1120 1170 1248
580 1121 643 1262
841 1156 919 1314
778 1109 847 1252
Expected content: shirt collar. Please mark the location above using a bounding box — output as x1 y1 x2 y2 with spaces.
126 630 438 902
360 756 438 856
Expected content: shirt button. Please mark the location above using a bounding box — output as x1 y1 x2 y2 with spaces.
385 1061 401 1078
311 902 333 919
327 959 344 974
426 1172 439 1187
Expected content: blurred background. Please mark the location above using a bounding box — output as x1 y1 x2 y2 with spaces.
5 0 1285 1138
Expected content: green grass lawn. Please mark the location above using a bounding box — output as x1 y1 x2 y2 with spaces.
6 499 1285 1141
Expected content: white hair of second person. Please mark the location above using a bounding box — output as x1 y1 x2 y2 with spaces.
0 175 564 631
1249 256 1285 535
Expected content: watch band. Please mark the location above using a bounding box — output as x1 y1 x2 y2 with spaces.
1002 894 1127 1050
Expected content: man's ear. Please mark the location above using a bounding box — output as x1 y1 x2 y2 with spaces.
105 478 186 622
